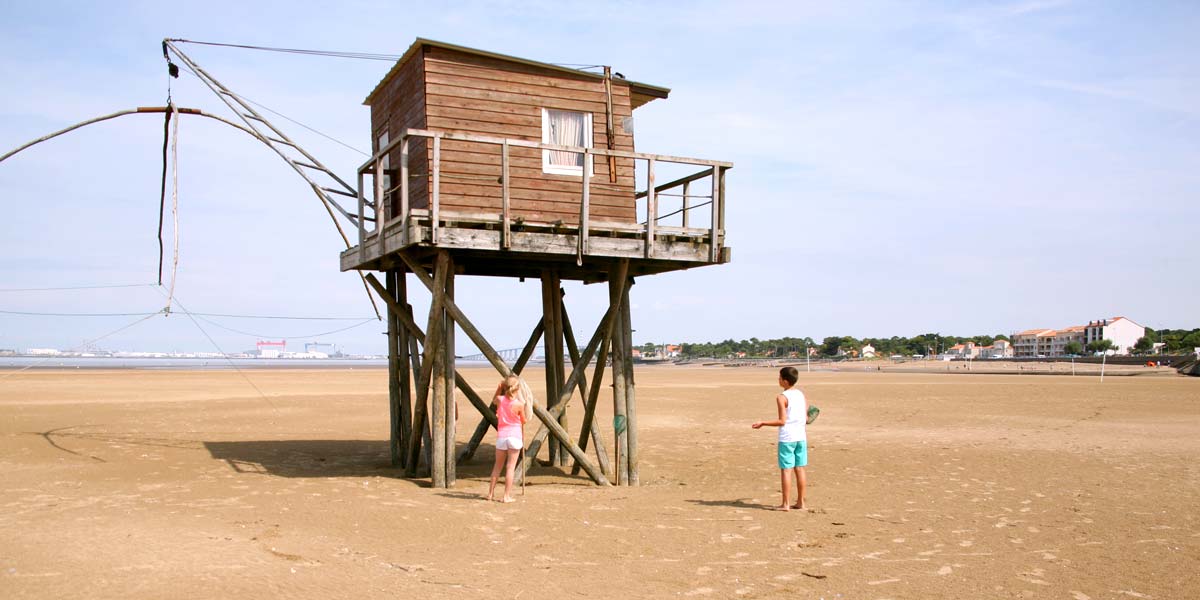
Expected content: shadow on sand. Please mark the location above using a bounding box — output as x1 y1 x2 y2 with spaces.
204 439 508 480
685 498 777 512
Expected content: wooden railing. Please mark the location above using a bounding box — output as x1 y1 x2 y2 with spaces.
356 128 731 263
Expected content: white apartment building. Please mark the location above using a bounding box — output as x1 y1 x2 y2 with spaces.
1013 316 1145 357
1084 317 1145 355
979 339 1013 358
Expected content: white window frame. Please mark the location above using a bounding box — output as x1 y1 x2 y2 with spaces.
541 108 594 176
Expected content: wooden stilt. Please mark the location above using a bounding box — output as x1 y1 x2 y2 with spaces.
522 292 621 476
531 404 609 486
405 321 423 476
386 270 402 467
622 279 639 486
608 263 630 485
540 271 561 466
572 334 612 477
552 278 568 466
443 258 456 486
397 270 411 468
428 253 450 488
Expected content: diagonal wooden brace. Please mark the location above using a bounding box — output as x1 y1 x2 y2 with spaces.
366 273 496 429
398 252 514 379
522 284 623 475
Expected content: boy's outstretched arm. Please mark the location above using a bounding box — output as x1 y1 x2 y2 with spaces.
751 394 789 429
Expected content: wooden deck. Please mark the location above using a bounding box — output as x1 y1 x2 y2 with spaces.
340 208 729 280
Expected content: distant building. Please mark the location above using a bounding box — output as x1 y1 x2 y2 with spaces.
978 339 1013 359
1050 325 1086 356
860 343 876 359
944 342 979 359
1012 329 1056 358
256 339 286 358
1013 316 1145 357
1084 317 1144 355
26 348 61 356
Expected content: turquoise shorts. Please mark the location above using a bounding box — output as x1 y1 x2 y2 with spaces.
777 441 808 469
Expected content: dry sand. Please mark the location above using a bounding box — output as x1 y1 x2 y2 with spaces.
1 366 1197 599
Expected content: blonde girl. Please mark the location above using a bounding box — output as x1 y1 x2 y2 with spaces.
487 375 533 502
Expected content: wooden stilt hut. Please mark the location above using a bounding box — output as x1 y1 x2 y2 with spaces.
345 39 732 487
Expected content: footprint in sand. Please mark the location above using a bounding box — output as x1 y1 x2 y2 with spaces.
683 587 714 596
1070 592 1091 600
696 566 712 575
937 565 953 575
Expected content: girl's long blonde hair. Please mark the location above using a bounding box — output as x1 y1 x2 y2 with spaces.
505 375 536 421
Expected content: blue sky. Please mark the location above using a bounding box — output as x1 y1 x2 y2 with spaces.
1 0 1196 354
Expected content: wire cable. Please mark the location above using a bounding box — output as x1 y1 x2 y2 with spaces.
174 67 368 156
0 309 375 320
195 314 377 340
0 283 159 293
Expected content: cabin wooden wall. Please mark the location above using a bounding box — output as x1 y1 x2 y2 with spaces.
370 50 428 222
369 45 638 225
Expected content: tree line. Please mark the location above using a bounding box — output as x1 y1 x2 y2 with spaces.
647 327 1200 359
651 333 1012 359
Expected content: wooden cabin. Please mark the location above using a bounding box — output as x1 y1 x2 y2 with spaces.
342 40 734 488
343 38 732 280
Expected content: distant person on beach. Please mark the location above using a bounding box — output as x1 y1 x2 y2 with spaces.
751 366 809 511
487 375 528 503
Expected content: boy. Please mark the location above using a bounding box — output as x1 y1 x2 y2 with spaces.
751 366 809 511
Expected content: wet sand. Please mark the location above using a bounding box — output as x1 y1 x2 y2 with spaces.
2 367 1197 599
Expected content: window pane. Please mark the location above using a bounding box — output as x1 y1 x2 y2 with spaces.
546 109 586 167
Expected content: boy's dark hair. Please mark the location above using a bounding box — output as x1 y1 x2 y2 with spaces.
779 366 799 386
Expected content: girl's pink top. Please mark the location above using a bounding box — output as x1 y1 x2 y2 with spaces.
496 395 525 439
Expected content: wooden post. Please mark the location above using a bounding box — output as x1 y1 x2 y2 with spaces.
399 135 410 228
609 266 629 485
681 180 691 229
622 278 639 486
579 149 591 262
645 158 656 259
540 271 560 465
561 297 609 474
431 135 441 245
386 271 402 467
407 253 448 480
501 139 511 250
405 321 423 475
710 165 720 262
573 329 612 477
397 269 412 467
521 294 620 480
443 258 456 486
552 279 568 467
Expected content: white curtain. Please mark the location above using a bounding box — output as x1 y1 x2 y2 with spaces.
547 109 586 167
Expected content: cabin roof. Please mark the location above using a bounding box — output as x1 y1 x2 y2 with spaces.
363 38 671 109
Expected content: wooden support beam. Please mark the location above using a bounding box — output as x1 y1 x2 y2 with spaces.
609 265 630 485
443 260 457 486
406 321 423 474
365 273 496 428
622 279 639 486
386 271 402 467
397 252 514 379
522 292 621 475
531 404 609 486
572 330 612 477
561 296 609 475
397 274 412 468
428 253 450 488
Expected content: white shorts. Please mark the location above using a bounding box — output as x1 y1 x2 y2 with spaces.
496 436 523 451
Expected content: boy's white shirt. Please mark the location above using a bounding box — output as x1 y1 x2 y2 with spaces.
778 388 807 443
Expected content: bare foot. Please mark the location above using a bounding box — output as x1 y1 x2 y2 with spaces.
772 505 790 512
499 496 516 504
791 503 806 510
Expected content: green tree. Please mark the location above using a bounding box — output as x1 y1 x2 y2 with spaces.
1131 336 1153 355
1087 339 1116 354
1064 341 1084 355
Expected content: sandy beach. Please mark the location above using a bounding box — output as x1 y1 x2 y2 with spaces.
1 366 1197 599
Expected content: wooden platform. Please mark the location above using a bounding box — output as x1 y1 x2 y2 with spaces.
341 208 729 280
